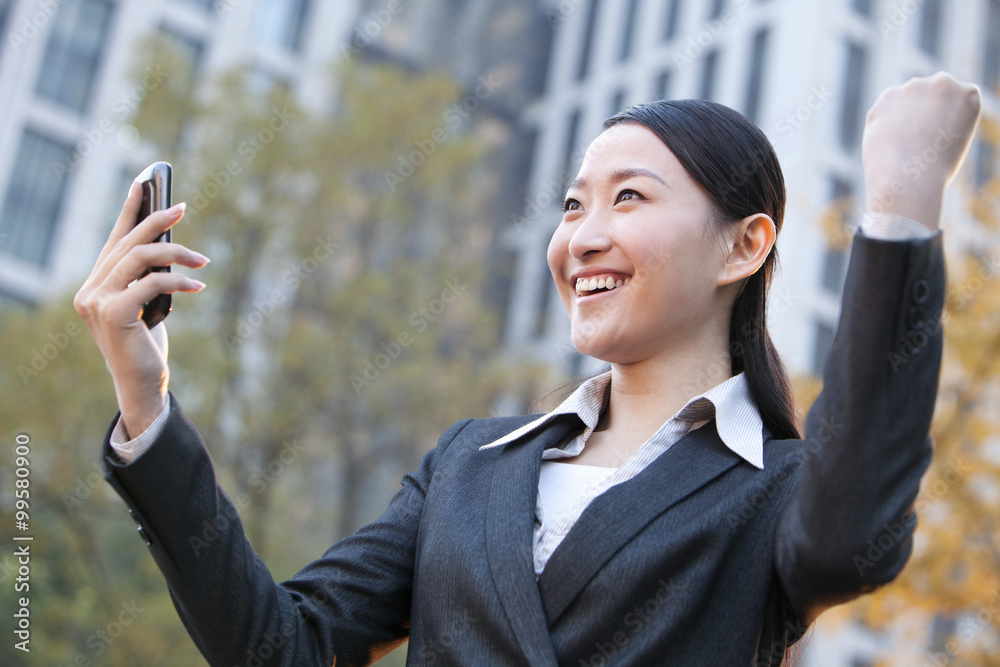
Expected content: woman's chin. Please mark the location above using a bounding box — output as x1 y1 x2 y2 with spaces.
570 334 633 365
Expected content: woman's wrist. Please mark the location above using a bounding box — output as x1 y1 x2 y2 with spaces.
865 186 942 234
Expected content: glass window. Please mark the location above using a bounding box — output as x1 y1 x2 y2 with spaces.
852 0 874 18
0 129 74 267
699 49 720 101
918 0 942 57
655 71 672 100
984 0 1000 92
610 88 626 116
838 41 868 150
812 320 836 375
251 0 311 52
534 254 554 338
172 0 214 9
0 0 12 62
620 0 640 61
577 0 601 81
975 139 996 190
663 0 681 41
35 0 115 114
159 26 205 91
560 108 582 189
744 28 770 124
821 177 853 294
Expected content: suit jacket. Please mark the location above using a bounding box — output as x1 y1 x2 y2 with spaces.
101 233 945 666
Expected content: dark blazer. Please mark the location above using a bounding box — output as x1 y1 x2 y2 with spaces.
101 233 945 666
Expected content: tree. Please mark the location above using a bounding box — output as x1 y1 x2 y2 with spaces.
0 36 543 666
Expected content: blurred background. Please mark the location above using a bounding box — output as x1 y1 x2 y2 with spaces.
0 0 998 664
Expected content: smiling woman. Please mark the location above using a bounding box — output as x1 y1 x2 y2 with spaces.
548 99 798 462
75 73 981 666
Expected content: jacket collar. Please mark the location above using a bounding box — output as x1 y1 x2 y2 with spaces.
535 422 745 625
482 417 748 636
484 413 583 666
480 371 765 469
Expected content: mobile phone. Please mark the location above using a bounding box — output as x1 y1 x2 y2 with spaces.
134 161 173 328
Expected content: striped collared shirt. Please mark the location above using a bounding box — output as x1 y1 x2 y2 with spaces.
480 371 764 575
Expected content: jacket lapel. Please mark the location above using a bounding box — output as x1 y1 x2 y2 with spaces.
485 414 583 666
537 422 746 625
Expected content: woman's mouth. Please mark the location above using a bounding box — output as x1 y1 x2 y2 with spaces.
575 274 630 298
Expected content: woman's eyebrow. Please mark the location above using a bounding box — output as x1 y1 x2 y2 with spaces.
566 167 668 193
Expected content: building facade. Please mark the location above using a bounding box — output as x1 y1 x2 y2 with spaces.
0 0 359 304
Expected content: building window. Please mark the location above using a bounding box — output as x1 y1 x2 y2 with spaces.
852 0 874 18
620 0 640 61
252 0 311 52
839 41 868 150
610 88 626 115
975 139 996 189
985 0 1000 93
534 254 554 338
560 108 583 189
35 0 115 114
655 71 672 100
0 129 73 267
159 26 205 90
820 176 853 294
663 0 682 42
0 0 12 64
172 0 215 9
812 320 836 375
744 27 770 124
577 0 602 82
699 49 720 101
918 0 942 57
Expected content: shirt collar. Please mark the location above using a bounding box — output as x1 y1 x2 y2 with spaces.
479 370 765 469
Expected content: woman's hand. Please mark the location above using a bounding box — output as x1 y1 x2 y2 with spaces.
862 72 981 231
74 180 209 439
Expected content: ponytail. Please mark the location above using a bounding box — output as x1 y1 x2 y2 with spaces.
607 99 800 439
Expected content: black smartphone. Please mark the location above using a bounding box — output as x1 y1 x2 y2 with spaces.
134 162 173 328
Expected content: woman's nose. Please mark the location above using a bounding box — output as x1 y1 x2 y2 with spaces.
567 214 613 259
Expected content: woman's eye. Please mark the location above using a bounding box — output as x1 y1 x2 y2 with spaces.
563 198 581 212
616 189 642 204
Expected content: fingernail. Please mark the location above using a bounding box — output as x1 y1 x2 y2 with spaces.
192 251 210 264
190 279 206 291
167 202 187 218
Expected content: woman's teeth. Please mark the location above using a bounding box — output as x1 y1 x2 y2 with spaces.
575 276 627 296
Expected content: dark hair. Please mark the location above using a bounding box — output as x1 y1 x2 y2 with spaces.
605 99 800 440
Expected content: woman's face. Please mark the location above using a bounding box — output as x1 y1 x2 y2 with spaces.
546 122 736 365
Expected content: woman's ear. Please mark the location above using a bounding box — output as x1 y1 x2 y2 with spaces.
717 213 776 286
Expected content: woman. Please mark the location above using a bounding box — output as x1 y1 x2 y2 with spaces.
75 73 980 665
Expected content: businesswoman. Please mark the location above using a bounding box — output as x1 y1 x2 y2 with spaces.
75 73 980 666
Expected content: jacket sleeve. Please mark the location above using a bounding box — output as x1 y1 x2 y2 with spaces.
775 231 945 618
101 395 472 667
